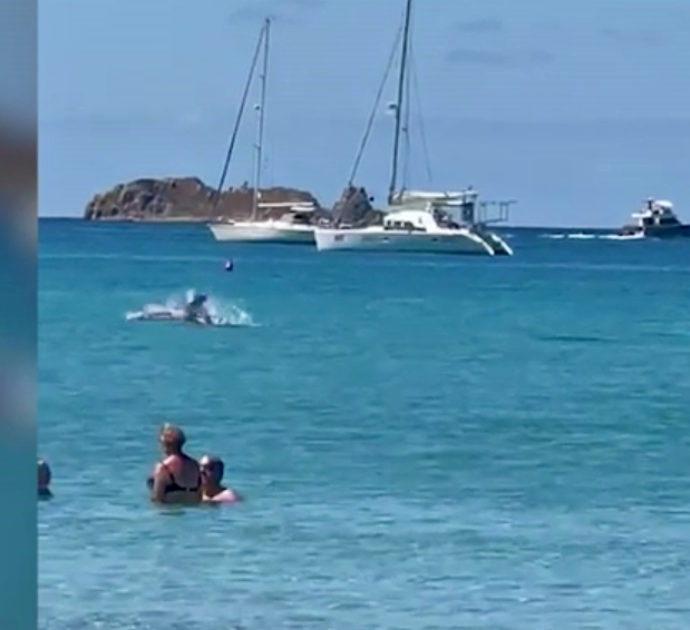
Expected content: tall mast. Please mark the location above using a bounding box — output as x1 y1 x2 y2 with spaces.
402 37 412 192
213 23 265 210
252 18 270 221
388 0 413 205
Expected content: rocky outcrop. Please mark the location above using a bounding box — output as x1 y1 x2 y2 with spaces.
330 185 384 227
83 177 323 222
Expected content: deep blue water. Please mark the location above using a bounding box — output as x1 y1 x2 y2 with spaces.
39 220 690 629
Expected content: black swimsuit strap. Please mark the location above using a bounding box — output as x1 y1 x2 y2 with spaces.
161 461 200 492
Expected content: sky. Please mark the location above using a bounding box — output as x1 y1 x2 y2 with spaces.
39 0 690 226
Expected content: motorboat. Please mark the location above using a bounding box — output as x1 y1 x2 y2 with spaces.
619 198 690 238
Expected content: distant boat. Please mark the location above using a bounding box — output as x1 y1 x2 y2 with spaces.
618 198 690 238
315 191 512 255
209 201 316 243
207 18 316 244
313 0 514 256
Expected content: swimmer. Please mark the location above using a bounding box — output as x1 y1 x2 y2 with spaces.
38 459 52 499
199 455 240 503
149 424 202 505
224 259 233 272
182 292 212 325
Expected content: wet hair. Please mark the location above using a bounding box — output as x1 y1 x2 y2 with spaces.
159 423 186 449
200 455 224 480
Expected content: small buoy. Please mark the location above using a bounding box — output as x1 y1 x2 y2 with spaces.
224 259 234 272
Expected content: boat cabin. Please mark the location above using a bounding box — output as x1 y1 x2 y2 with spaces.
258 201 316 225
630 199 681 228
382 209 439 232
388 189 479 225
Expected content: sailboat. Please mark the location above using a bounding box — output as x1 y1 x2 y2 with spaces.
313 0 514 256
208 18 317 244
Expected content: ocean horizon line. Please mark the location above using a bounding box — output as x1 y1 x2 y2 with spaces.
37 216 620 232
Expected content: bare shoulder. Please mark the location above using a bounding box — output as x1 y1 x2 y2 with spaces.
185 454 200 470
229 489 242 502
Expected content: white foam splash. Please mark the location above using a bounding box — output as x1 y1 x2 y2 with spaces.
599 233 645 241
540 232 644 241
126 289 257 327
205 295 257 327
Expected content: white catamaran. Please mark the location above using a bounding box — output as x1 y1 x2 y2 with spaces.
208 19 316 244
314 0 514 256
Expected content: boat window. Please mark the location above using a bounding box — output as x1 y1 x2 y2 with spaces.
461 202 475 223
384 218 428 231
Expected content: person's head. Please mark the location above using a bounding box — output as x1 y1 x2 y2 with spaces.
199 455 224 486
38 459 51 493
190 292 207 307
159 423 186 456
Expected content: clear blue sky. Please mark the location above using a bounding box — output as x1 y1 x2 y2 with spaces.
39 0 690 226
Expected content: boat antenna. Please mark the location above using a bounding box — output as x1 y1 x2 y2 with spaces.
252 17 270 222
347 23 404 187
388 0 413 205
213 21 267 210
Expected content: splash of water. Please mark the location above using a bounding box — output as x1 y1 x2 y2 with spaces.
126 289 257 327
599 233 645 241
540 232 644 241
204 295 256 327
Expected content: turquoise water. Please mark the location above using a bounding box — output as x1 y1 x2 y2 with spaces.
39 220 690 629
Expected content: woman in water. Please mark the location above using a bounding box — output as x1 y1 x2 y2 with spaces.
199 455 240 503
149 424 202 505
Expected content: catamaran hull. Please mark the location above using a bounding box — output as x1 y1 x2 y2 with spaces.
313 228 510 256
477 231 513 255
208 223 315 244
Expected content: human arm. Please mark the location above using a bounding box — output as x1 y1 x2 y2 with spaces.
150 463 168 503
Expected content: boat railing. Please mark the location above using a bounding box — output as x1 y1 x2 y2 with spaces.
257 201 316 211
475 200 516 225
394 189 479 205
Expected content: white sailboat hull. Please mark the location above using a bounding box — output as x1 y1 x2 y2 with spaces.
314 226 504 255
208 221 315 244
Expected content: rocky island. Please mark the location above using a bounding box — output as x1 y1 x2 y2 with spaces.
83 177 322 222
83 177 384 226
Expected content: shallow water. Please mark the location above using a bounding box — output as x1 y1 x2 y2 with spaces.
39 221 690 629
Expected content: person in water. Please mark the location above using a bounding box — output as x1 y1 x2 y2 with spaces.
183 292 212 324
199 455 240 503
149 423 202 505
38 459 53 499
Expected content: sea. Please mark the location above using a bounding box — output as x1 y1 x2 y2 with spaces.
38 220 690 629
